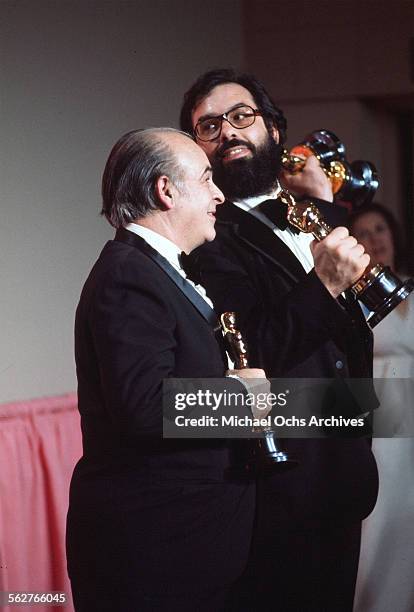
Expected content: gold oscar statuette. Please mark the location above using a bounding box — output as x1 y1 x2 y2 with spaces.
280 191 414 328
280 128 378 209
220 312 297 473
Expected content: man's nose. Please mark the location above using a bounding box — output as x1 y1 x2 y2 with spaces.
220 118 240 141
213 182 225 204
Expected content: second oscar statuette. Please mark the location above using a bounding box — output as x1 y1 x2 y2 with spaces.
220 311 297 474
280 191 414 328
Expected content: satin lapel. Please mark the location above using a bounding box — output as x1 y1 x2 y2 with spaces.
114 229 219 329
218 201 306 282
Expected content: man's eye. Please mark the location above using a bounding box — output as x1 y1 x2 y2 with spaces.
202 121 219 132
230 110 254 125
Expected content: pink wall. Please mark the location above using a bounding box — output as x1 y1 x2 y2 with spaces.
0 394 82 612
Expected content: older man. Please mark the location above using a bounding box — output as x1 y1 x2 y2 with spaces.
180 70 378 611
66 128 264 611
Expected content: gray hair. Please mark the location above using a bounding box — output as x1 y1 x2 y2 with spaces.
101 127 192 228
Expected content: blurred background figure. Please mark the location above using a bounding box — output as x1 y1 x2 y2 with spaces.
350 202 408 273
350 203 414 612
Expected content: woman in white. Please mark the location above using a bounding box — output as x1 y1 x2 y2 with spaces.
350 203 414 612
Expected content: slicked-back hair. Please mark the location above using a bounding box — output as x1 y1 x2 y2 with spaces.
180 68 287 145
101 127 191 228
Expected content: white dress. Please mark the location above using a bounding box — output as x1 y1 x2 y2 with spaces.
354 291 414 612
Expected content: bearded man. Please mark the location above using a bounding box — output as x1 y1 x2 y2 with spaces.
179 69 378 612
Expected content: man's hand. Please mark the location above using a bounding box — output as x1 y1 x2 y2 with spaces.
311 226 370 298
279 154 334 202
226 368 266 379
226 369 271 418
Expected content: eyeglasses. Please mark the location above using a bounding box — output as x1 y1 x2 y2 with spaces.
194 105 262 142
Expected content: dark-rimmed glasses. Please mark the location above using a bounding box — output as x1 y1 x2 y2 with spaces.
194 105 262 142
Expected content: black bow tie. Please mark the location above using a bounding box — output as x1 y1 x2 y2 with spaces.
257 198 300 234
179 252 201 284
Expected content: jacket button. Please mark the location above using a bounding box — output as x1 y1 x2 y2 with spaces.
335 360 344 370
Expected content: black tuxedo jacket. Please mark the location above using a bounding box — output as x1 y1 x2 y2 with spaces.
188 199 378 527
66 229 255 600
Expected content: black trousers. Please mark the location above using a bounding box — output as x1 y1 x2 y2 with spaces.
229 521 362 612
70 578 232 612
70 520 360 612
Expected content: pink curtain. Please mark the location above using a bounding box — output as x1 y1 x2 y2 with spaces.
0 393 82 612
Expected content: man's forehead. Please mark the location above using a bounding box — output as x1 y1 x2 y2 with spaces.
192 83 256 123
170 134 209 170
164 131 199 155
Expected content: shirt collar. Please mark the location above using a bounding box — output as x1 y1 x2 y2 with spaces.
125 223 182 271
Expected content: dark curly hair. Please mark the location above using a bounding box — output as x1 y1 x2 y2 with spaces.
179 68 287 145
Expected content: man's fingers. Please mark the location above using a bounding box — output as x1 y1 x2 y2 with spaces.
226 368 266 379
311 227 371 297
322 226 349 244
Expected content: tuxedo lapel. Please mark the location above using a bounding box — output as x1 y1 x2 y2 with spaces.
217 201 306 282
114 228 219 329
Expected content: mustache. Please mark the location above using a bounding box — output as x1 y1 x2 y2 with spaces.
216 139 255 158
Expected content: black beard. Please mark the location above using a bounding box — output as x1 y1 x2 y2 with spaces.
211 135 283 200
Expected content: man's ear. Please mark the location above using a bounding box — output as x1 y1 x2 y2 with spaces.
155 175 175 210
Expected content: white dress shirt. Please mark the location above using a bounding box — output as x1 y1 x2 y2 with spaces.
233 186 315 273
124 223 214 309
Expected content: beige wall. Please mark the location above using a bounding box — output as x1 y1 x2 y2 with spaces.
0 0 243 403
